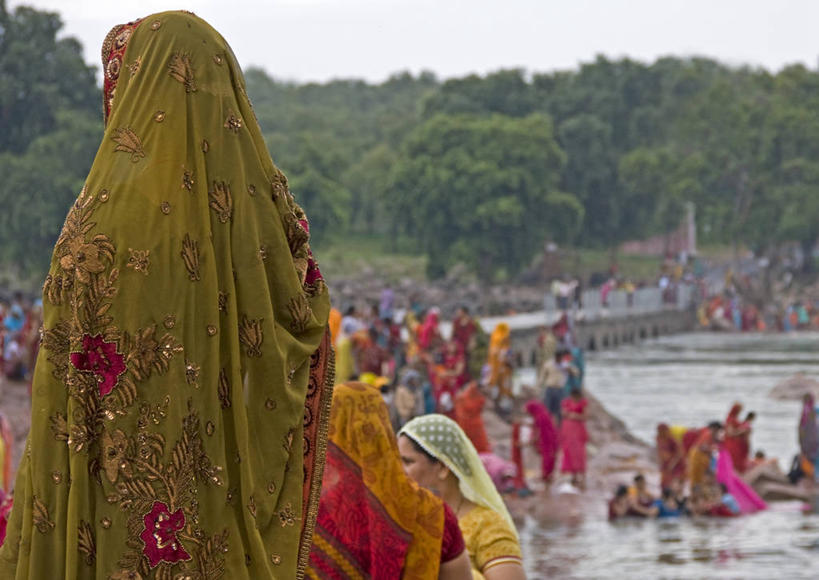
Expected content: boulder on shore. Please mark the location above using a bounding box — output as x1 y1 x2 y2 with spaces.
769 372 819 401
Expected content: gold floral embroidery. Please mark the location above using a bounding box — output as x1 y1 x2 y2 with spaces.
78 520 96 565
181 234 201 281
206 324 217 336
52 470 63 484
101 517 112 529
150 19 162 30
168 51 196 92
208 181 233 223
287 295 312 333
259 245 268 262
140 396 170 426
205 421 215 436
112 127 145 162
264 398 276 411
283 429 294 454
163 315 176 329
102 428 130 483
247 184 257 196
267 481 276 495
110 401 226 577
223 110 242 133
185 360 201 387
202 139 209 153
247 496 257 519
271 170 288 200
153 110 165 123
217 369 231 409
160 201 171 215
279 503 296 527
122 325 183 383
182 168 194 191
128 56 142 76
47 185 116 298
238 316 263 357
271 554 282 565
126 248 150 275
213 54 223 65
99 189 110 202
217 291 228 313
33 496 55 534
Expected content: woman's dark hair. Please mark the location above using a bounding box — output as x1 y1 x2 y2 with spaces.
401 434 439 464
615 484 628 498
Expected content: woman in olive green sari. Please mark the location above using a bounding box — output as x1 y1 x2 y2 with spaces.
0 11 332 580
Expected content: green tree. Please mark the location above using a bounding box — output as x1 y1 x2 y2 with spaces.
0 2 98 153
390 114 582 280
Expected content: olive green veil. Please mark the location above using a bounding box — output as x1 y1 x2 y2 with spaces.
0 11 332 580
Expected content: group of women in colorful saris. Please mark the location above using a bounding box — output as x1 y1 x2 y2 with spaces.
613 402 767 522
308 381 526 579
517 392 588 491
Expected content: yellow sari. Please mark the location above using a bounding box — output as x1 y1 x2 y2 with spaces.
487 322 512 397
0 12 332 579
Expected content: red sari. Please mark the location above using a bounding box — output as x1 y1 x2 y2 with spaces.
526 401 558 481
723 404 747 473
455 382 490 453
559 397 588 474
656 423 685 489
307 383 452 579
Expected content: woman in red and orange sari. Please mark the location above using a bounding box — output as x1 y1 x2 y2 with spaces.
656 423 685 489
307 382 472 579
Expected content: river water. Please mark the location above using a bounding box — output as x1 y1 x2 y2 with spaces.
517 331 819 579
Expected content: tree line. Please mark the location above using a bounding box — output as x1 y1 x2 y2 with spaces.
2 2 818 284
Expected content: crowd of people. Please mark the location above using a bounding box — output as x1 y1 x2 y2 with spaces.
0 293 40 384
609 402 768 521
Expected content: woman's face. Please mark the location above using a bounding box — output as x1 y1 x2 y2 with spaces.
398 435 442 492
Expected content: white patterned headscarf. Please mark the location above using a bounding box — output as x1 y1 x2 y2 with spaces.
399 414 517 538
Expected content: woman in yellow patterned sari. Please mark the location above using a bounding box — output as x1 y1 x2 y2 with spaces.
399 415 525 580
0 11 332 579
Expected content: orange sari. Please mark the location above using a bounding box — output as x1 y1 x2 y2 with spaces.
487 323 512 398
455 382 491 453
306 382 445 579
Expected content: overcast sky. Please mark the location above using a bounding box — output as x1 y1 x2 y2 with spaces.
8 0 819 83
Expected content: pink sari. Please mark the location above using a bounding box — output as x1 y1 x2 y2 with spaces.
526 400 558 480
715 449 766 514
559 397 588 474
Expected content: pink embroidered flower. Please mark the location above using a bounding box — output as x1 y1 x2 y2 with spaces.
305 255 323 286
69 334 126 398
139 501 191 568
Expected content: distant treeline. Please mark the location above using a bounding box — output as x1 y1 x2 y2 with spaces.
2 2 818 283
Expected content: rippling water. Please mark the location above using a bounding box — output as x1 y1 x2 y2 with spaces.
518 331 819 579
